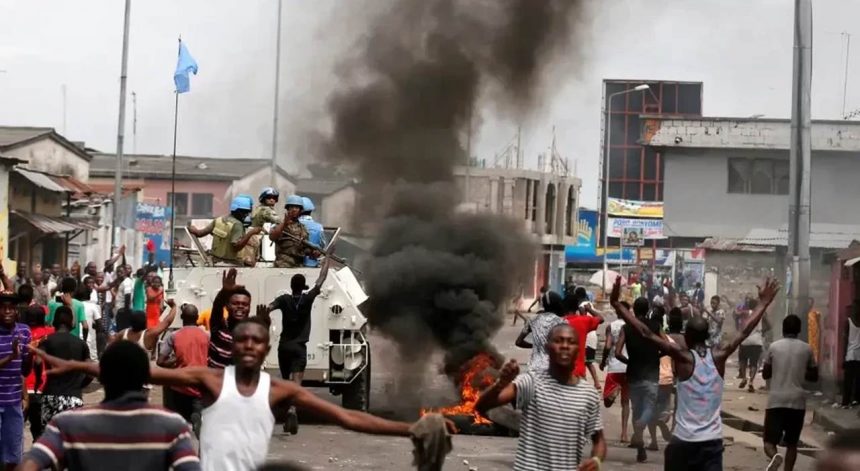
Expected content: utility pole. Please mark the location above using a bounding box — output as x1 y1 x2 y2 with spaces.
787 0 813 336
842 32 851 118
270 0 283 187
132 91 138 154
111 0 132 251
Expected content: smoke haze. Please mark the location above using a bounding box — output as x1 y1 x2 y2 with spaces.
323 0 582 377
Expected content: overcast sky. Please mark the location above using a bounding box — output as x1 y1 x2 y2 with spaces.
0 0 858 207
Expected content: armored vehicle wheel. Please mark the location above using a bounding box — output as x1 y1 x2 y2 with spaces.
341 348 370 411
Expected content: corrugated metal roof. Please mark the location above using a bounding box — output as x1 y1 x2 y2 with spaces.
0 127 51 149
10 210 97 233
739 225 860 249
698 238 774 252
89 153 293 182
14 168 69 192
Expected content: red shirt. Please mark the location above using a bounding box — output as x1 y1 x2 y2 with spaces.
145 286 164 329
25 325 55 392
564 314 601 377
165 326 209 397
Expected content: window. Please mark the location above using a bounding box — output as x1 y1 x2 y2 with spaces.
191 193 214 217
167 192 188 216
626 149 642 180
727 158 789 195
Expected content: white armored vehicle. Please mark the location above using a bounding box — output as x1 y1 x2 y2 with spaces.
169 227 372 411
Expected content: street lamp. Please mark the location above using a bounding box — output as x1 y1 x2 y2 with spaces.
602 84 650 294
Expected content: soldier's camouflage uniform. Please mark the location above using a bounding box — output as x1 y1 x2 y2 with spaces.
274 219 309 268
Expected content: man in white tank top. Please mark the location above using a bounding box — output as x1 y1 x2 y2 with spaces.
36 272 456 471
610 276 780 471
600 306 630 443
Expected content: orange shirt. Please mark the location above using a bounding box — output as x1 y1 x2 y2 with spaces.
145 286 164 329
196 307 228 331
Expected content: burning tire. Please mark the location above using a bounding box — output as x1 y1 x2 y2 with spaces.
342 347 371 411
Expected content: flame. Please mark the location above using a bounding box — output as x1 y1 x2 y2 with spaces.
421 353 497 424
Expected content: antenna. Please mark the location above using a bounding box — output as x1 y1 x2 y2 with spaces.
132 91 138 154
843 32 852 118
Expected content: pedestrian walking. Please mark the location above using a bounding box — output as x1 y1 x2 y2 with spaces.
39 307 90 429
761 314 818 471
515 291 565 373
566 287 604 390
19 340 201 471
157 303 209 437
22 305 53 439
264 259 329 434
613 296 661 463
610 275 779 471
737 299 767 392
0 291 31 470
842 309 860 408
477 323 606 471
600 302 630 443
702 295 725 348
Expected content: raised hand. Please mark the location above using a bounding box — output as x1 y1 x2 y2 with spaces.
166 298 176 308
498 359 519 385
610 275 623 304
222 268 239 291
757 277 781 306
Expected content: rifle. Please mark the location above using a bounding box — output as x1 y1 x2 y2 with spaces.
278 232 361 274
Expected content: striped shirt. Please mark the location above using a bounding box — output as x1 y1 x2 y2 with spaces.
25 391 200 471
513 370 602 470
0 323 31 406
208 323 233 369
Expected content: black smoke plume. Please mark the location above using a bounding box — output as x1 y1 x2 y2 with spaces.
323 0 581 376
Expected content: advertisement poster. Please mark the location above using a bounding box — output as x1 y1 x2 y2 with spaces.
135 203 172 264
609 218 666 239
566 209 597 259
607 198 664 218
622 227 644 246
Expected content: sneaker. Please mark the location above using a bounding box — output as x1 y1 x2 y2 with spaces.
739 379 748 389
636 447 647 463
766 453 784 471
284 409 299 435
748 384 756 393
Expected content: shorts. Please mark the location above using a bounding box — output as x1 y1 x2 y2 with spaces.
0 404 24 464
655 384 674 423
603 373 629 404
41 395 84 429
278 341 308 376
739 345 762 368
585 347 597 364
629 380 658 427
664 438 723 471
764 408 806 446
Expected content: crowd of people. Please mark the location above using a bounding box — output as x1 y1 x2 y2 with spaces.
503 274 860 471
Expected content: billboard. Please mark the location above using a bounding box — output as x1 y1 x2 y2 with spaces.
607 198 664 218
565 209 597 260
609 218 666 239
135 203 172 264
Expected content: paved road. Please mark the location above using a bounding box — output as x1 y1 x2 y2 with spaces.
262 320 820 470
50 317 821 470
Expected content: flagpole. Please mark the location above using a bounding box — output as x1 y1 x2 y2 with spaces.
168 37 181 293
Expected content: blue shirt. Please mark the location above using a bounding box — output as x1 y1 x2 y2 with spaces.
299 215 326 267
0 323 31 407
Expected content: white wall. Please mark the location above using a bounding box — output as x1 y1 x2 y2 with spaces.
5 138 90 181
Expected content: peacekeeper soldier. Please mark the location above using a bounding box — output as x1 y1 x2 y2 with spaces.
187 195 261 266
299 197 326 268
238 188 283 265
268 195 309 268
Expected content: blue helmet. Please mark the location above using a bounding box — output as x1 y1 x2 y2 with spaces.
259 187 280 203
301 197 315 213
285 195 304 208
230 194 253 212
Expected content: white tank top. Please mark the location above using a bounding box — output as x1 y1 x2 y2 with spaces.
607 320 627 373
847 319 860 362
674 349 723 442
200 366 275 471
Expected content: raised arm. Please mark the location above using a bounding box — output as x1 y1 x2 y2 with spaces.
614 328 628 364
144 300 178 350
314 257 331 288
610 276 685 362
514 323 533 349
271 378 413 436
715 278 779 367
268 217 288 242
475 359 519 417
600 324 613 370
209 269 238 334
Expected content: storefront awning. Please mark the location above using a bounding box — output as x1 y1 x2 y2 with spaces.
845 256 860 267
10 210 98 234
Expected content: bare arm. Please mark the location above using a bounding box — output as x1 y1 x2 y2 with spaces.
583 305 605 323
144 301 177 350
209 269 239 335
315 257 331 287
231 226 262 252
514 323 533 349
272 379 412 436
715 278 780 368
268 218 288 241
614 329 628 364
187 220 215 238
610 276 686 362
600 324 613 370
475 359 519 417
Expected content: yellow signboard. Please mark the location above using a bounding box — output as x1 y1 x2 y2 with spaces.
608 198 664 218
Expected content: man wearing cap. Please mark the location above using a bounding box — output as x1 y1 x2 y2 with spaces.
240 188 283 266
269 195 310 269
0 291 31 469
188 195 261 266
266 258 330 434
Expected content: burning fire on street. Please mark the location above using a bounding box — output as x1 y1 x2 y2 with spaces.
421 353 499 426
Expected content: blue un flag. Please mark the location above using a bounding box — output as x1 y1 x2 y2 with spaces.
174 41 198 93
